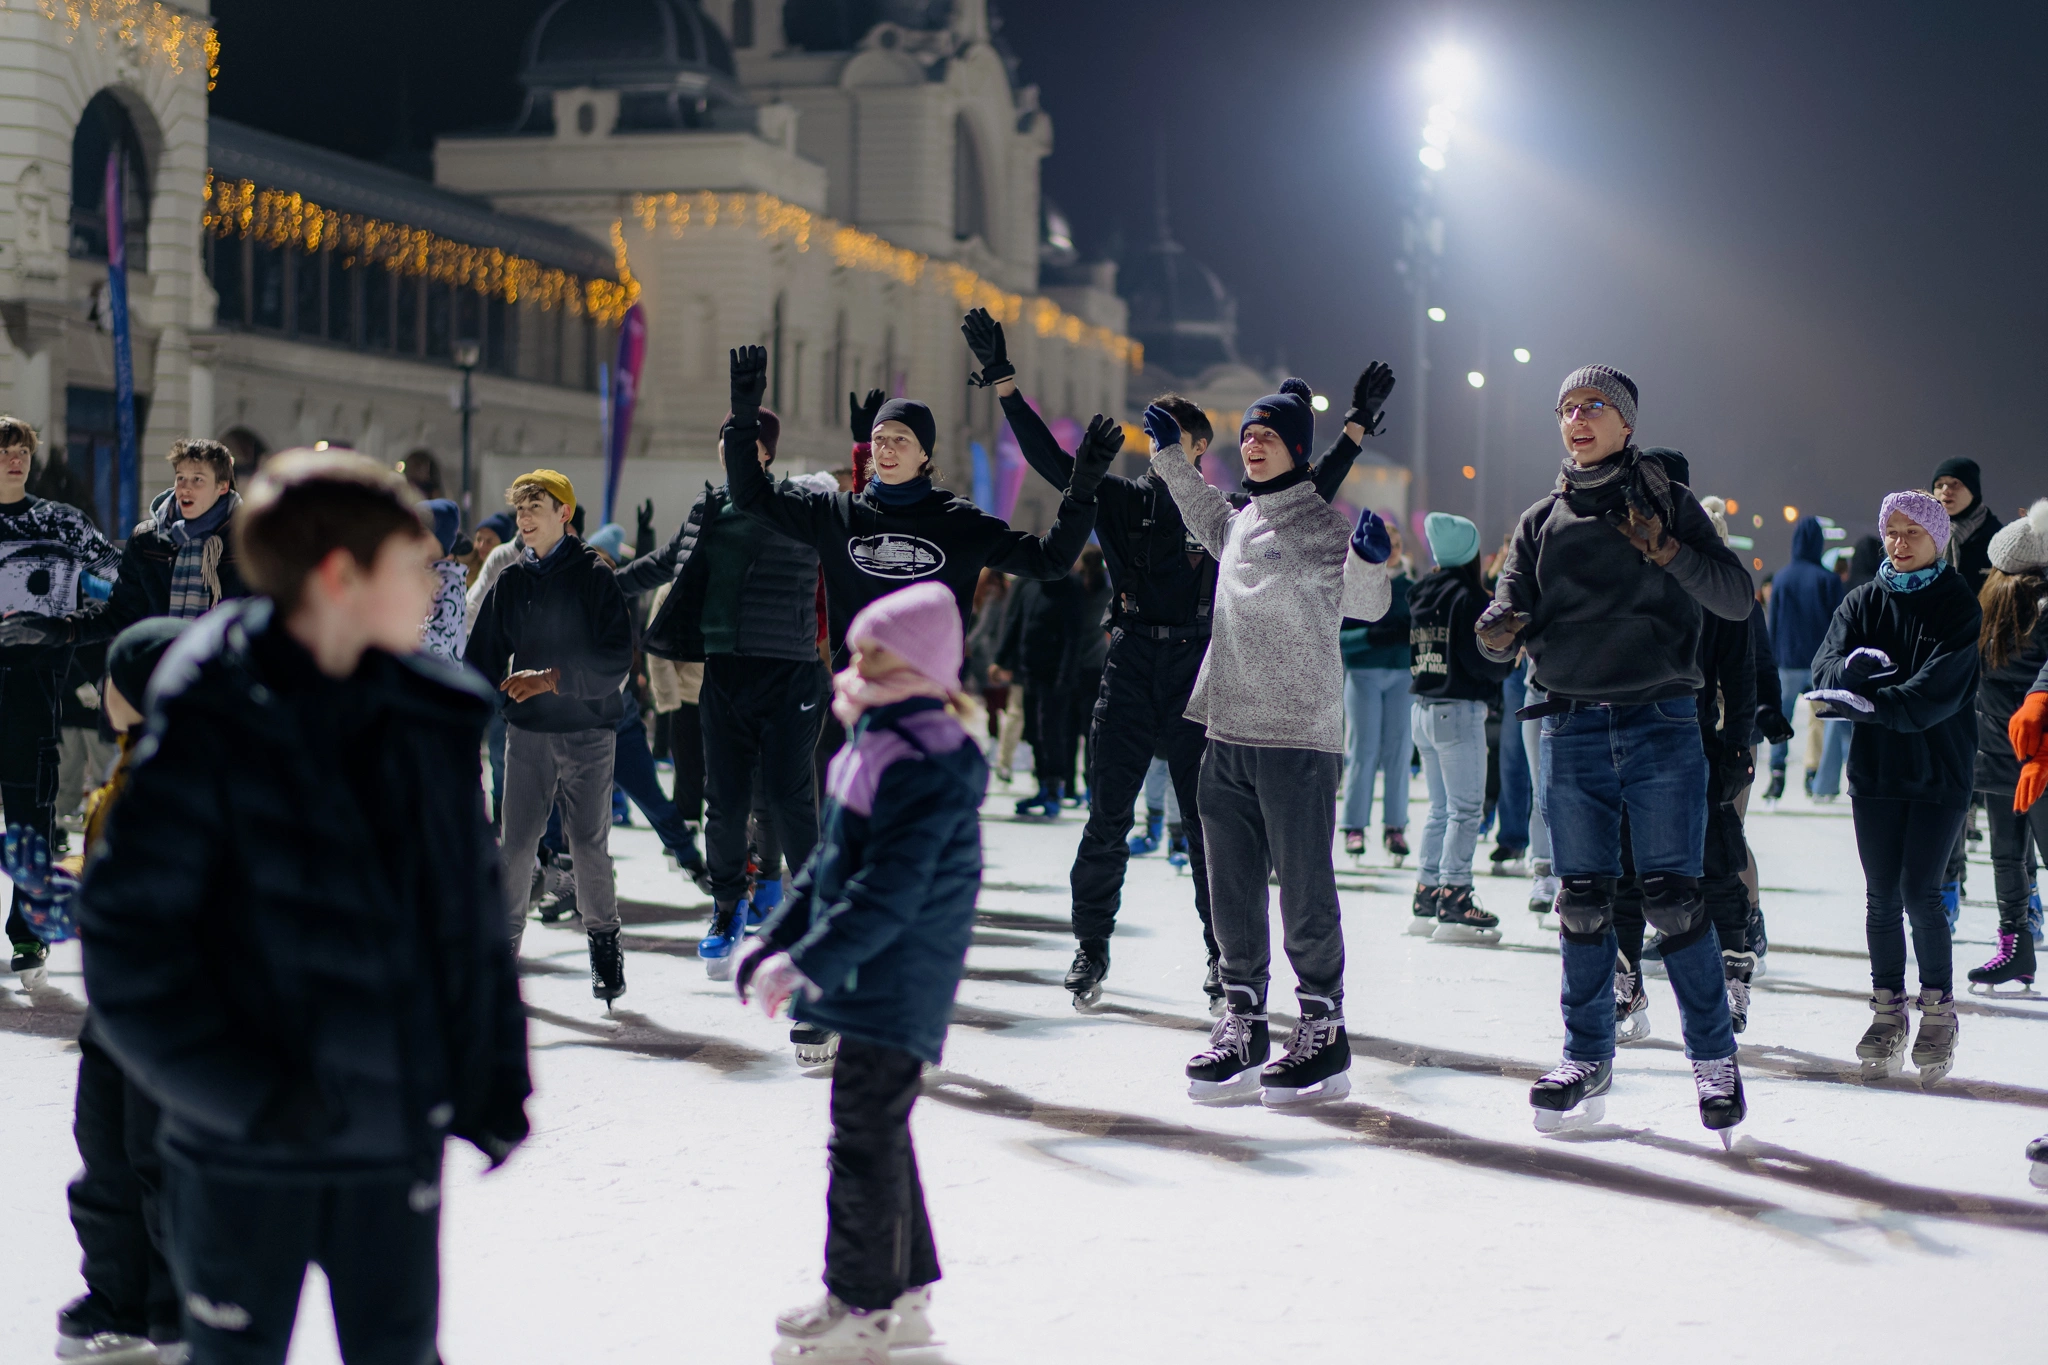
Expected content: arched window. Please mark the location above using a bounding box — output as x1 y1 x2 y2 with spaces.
953 114 988 243
70 90 152 262
731 0 756 49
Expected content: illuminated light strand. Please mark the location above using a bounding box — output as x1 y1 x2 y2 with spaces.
631 190 1141 370
6 1 220 90
202 174 642 326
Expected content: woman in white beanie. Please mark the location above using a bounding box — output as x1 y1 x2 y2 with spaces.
1966 499 2048 994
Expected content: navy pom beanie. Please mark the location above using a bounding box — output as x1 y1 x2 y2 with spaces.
1240 379 1317 466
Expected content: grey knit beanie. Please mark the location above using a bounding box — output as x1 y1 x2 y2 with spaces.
1557 365 1639 431
1987 499 2048 574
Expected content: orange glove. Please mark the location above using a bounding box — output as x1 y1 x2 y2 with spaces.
2019 756 2048 814
2012 690 2048 761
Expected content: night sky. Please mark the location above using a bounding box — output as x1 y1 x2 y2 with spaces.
210 0 2048 566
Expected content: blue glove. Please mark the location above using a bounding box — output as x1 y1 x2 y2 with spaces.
2 825 79 943
1350 508 1392 564
1142 403 1182 452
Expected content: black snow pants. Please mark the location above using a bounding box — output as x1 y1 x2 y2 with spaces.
700 655 824 903
67 1022 177 1342
824 1037 939 1311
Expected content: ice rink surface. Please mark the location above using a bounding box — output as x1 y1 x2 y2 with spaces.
5 775 2045 1364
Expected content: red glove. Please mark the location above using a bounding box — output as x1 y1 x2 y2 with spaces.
2011 691 2048 761
2018 756 2048 814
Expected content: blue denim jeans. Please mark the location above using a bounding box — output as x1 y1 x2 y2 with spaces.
1413 698 1488 886
1770 665 1810 772
1542 698 1733 1062
1496 664 1532 851
1341 667 1413 830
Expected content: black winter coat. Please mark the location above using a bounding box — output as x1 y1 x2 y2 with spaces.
615 483 819 663
79 600 530 1182
64 490 250 646
1810 566 1982 807
724 418 1096 653
997 572 1091 689
1408 567 1512 701
1749 600 1783 745
1976 608 2048 793
466 537 634 731
1697 602 1759 797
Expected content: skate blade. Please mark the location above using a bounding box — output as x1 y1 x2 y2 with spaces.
1967 980 2039 997
17 966 48 991
1858 1049 1906 1080
55 1336 159 1365
1718 1129 1740 1152
1529 909 1557 928
1615 1013 1651 1045
1188 1070 1264 1104
1070 984 1104 1012
1916 1060 1954 1089
1532 1094 1606 1133
702 955 736 982
2030 1158 2048 1191
1388 855 1407 868
794 1043 840 1069
1430 923 1502 946
1405 916 1439 937
1261 1072 1351 1108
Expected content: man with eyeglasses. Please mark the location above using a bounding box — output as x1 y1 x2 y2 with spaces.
1478 366 1755 1140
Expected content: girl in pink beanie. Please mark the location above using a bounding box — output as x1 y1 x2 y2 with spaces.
732 581 988 1362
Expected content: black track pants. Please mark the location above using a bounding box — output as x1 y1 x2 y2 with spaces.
824 1038 939 1311
701 656 824 903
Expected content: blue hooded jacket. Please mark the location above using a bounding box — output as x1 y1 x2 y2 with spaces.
1767 516 1846 670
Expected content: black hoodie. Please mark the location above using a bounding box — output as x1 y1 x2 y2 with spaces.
466 535 634 731
1407 564 1512 701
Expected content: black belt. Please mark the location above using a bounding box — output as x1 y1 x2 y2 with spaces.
1517 696 1596 721
1113 619 1211 642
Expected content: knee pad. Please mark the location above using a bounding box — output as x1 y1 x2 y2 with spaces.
1556 875 1618 938
1640 873 1707 939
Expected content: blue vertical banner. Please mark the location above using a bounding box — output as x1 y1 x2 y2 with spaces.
103 149 139 533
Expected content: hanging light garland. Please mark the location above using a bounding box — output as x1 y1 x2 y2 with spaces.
5 1 220 90
631 190 1141 369
203 174 641 326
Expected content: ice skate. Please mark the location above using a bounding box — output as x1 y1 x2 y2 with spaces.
587 927 626 1005
1762 769 1785 803
1966 932 2037 996
1724 950 1756 1034
1940 879 1961 935
1165 825 1189 871
699 898 747 980
1431 884 1502 945
1408 883 1443 936
1203 954 1225 1017
1856 988 1908 1079
1529 868 1560 928
2028 1132 2048 1190
1383 826 1409 868
749 877 783 933
1186 993 1269 1103
53 1328 158 1362
1529 1057 1612 1133
1260 995 1350 1107
772 1293 896 1365
12 940 47 990
1127 811 1163 857
2029 882 2044 947
1614 955 1651 1044
1342 827 1366 862
791 1023 839 1070
1746 904 1769 977
1639 929 1668 979
1064 941 1108 1010
1693 1056 1747 1146
1489 844 1529 879
887 1285 938 1349
1911 988 1958 1088
1013 780 1064 819
535 856 578 924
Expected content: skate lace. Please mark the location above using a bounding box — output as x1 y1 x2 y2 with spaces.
1197 1011 1261 1064
1280 1013 1343 1062
1538 1059 1601 1087
1983 934 2016 971
1612 965 1638 1008
1726 977 1751 1012
1692 1056 1739 1101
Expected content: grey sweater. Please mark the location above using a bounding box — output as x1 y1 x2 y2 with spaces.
1151 448 1390 752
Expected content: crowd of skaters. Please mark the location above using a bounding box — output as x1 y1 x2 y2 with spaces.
0 306 2041 1362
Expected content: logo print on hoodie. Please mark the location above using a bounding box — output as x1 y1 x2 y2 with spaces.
848 533 946 581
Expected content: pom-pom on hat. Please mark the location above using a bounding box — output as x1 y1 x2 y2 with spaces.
845 581 962 689
1879 489 1952 554
1240 379 1317 466
1556 365 1639 432
1988 498 2048 574
1423 511 1481 568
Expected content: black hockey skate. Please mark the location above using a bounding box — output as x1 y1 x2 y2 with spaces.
1530 1057 1612 1133
1746 903 1769 977
1967 931 2037 996
1260 995 1351 1107
1693 1056 1746 1147
1431 884 1501 945
1186 994 1270 1103
588 927 626 1005
1614 955 1650 1044
1383 826 1409 868
537 855 578 924
1203 954 1225 1017
1762 769 1785 803
1065 941 1108 1010
1723 949 1756 1034
2029 1132 2048 1190
791 1023 840 1070
1407 883 1444 936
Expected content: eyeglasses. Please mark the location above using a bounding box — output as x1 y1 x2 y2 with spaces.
1556 400 1611 420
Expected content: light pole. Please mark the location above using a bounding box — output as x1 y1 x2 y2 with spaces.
1396 46 1473 520
453 339 481 527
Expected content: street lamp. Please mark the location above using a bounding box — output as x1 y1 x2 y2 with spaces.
453 339 481 526
1513 347 1531 364
1397 44 1477 518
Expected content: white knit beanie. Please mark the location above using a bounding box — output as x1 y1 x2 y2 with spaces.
1987 499 2048 573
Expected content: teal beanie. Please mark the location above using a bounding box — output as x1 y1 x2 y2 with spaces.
1425 512 1481 568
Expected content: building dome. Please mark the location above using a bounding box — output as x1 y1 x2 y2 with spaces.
1121 231 1240 380
518 0 747 131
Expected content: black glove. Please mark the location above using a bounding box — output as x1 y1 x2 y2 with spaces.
634 499 656 559
1068 415 1122 504
729 345 768 420
0 614 63 649
1841 646 1896 694
960 308 1015 388
458 1092 530 1171
1717 743 1755 804
849 388 886 445
1756 704 1794 746
1345 361 1396 437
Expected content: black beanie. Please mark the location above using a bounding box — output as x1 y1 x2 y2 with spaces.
106 617 190 713
872 399 937 464
1931 456 1982 506
1240 379 1317 465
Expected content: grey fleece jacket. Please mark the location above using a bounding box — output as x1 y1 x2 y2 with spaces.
1151 447 1390 752
1486 478 1754 704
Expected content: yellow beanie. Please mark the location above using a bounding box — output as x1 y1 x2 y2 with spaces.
511 468 575 514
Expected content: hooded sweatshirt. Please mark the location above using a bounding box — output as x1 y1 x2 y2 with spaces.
1767 515 1847 670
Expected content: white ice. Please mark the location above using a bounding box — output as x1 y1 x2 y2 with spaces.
4 768 2045 1364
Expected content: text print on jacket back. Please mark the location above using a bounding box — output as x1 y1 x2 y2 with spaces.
849 533 947 581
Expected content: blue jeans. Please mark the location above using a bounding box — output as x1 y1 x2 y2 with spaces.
1496 665 1532 851
1413 698 1488 886
1770 665 1810 772
1542 698 1733 1063
1140 755 1182 825
1341 667 1412 830
614 693 692 856
1814 719 1850 796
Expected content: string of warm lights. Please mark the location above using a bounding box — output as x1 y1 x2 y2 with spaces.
202 174 642 326
631 190 1142 370
4 0 219 90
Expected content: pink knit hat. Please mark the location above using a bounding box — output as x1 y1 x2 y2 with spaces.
845 582 963 687
1879 489 1951 553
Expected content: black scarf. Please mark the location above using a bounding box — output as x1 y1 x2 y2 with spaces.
1243 464 1312 497
1556 445 1673 524
1944 499 1989 569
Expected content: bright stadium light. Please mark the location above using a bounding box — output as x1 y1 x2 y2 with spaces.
1418 145 1446 171
1513 347 1531 363
1427 306 1447 322
1467 371 1485 388
1310 394 1330 412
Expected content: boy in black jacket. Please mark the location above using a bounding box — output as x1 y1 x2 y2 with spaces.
467 470 635 1000
79 450 531 1365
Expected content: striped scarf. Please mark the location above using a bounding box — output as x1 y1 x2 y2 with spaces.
164 492 237 619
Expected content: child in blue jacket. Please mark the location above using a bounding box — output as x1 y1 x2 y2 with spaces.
735 580 988 1365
